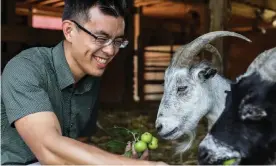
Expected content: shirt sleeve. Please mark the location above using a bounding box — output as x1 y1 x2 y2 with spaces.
2 57 54 127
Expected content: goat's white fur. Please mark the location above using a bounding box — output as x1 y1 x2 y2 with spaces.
156 31 251 154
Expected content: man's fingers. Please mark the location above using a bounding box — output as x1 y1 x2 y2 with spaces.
140 149 149 160
125 141 131 152
131 141 138 158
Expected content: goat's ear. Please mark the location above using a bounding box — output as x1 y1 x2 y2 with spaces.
239 104 267 121
198 67 217 81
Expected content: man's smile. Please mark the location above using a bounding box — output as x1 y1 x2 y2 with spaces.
93 56 109 68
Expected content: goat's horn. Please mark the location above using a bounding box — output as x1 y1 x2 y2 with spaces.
172 31 251 67
204 44 223 72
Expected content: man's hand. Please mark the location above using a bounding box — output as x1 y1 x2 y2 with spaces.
124 142 168 165
124 141 149 160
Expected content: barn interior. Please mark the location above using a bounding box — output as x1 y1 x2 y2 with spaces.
2 0 276 164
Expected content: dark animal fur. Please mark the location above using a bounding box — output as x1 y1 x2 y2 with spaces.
207 72 276 164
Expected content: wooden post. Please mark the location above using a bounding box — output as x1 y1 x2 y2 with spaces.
28 7 33 27
209 0 231 75
122 0 135 105
137 7 145 103
3 0 23 69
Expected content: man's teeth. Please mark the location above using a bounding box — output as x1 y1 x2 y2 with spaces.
95 57 107 64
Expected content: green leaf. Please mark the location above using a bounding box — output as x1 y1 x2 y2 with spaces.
107 127 131 137
105 140 127 153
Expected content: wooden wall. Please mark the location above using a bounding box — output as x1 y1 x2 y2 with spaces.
1 0 135 106
227 28 276 80
2 0 275 107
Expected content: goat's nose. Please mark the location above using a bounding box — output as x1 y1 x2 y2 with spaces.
156 124 163 133
198 146 211 165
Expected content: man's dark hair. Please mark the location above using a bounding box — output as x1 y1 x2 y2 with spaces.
62 0 127 23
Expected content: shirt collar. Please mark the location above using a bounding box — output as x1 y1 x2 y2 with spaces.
52 41 75 90
51 41 100 93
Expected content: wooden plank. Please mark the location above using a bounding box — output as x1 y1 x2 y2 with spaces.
137 9 145 102
16 3 63 11
144 80 164 84
24 0 37 4
52 1 65 7
2 25 63 45
135 0 165 7
16 7 62 17
209 0 231 74
37 0 62 6
121 0 135 103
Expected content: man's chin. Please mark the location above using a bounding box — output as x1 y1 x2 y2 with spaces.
88 69 105 77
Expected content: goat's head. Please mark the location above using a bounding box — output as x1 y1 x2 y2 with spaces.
155 31 251 152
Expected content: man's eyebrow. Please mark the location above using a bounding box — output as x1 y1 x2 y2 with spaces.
94 30 111 37
94 30 125 39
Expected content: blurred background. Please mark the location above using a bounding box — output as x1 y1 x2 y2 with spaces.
1 0 276 164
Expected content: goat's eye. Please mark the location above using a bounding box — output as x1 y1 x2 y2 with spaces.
177 86 188 93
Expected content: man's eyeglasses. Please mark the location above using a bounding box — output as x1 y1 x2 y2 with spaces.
70 20 129 48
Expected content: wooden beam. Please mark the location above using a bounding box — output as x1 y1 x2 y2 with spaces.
52 1 65 7
122 0 135 103
231 1 276 23
16 4 63 17
209 0 231 74
2 25 63 45
137 7 145 102
24 0 37 4
37 0 62 6
135 0 165 7
16 3 63 13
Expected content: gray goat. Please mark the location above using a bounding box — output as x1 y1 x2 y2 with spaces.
155 31 251 153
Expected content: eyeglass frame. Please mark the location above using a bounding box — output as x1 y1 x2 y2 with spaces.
70 20 129 48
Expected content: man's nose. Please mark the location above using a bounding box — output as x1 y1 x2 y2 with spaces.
101 44 116 56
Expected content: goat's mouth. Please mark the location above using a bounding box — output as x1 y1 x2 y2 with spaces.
201 157 240 165
215 157 240 165
160 127 179 138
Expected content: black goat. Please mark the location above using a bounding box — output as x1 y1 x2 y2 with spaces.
198 48 276 165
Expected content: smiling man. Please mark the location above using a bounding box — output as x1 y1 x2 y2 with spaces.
1 0 166 165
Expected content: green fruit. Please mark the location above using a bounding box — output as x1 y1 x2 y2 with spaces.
148 141 158 150
223 159 236 165
141 132 153 143
151 136 158 144
148 136 158 150
134 141 147 152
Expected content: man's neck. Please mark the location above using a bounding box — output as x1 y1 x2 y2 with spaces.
63 40 86 82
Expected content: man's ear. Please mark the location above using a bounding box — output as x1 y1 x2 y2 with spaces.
62 20 74 42
198 67 217 81
239 104 267 121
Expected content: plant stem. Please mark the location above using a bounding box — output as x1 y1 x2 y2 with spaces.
113 126 138 141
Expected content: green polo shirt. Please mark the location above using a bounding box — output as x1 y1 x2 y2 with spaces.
1 41 101 165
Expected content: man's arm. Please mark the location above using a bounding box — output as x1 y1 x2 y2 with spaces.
15 111 161 165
